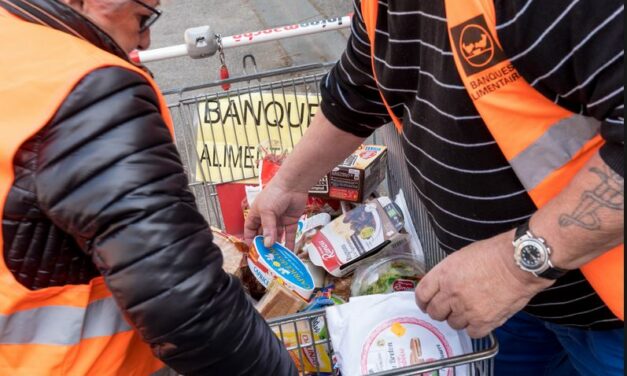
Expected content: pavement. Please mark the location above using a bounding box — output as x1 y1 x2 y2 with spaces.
147 0 352 91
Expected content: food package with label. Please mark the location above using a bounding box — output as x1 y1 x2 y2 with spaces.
257 148 341 207
322 274 354 302
294 212 332 258
326 292 473 376
211 227 248 277
351 254 425 296
302 285 346 312
272 316 334 374
256 280 306 319
306 196 343 217
211 227 266 299
258 148 288 189
305 197 409 277
248 236 316 301
310 145 387 203
303 260 327 289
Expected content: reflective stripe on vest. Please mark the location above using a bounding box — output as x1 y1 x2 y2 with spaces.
0 297 130 345
360 0 624 320
0 10 173 374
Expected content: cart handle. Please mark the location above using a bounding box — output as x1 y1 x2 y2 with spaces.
370 334 498 376
131 15 353 64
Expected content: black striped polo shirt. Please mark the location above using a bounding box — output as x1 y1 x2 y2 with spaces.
320 0 624 329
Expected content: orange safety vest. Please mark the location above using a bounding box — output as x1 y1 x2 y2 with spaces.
0 11 175 375
360 0 624 320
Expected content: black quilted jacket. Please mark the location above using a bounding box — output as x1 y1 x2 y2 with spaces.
1 1 296 375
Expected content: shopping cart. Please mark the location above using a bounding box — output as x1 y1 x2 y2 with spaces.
164 62 336 229
156 19 498 376
268 309 497 376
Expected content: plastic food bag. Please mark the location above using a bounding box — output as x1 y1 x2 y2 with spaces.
259 148 288 188
326 292 472 376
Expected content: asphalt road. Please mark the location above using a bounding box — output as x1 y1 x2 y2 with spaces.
147 0 352 91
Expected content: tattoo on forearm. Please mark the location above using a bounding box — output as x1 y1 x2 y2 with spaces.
559 166 624 230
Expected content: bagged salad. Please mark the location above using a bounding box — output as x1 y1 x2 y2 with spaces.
351 254 425 296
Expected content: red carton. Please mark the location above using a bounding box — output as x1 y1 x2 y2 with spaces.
310 145 387 203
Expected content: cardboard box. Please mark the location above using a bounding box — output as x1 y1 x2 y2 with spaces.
305 197 407 277
256 280 306 319
309 145 387 203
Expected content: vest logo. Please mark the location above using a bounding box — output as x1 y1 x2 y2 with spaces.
451 15 506 76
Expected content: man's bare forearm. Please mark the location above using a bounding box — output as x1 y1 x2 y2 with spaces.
530 152 624 270
274 111 366 192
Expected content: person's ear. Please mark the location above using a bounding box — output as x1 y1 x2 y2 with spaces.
59 0 85 12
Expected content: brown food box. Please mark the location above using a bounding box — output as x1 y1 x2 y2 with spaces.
256 280 306 320
309 145 387 203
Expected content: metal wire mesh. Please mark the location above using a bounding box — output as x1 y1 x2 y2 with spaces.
380 126 447 270
166 64 331 227
165 63 387 233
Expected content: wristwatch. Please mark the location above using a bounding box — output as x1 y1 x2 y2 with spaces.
512 221 568 279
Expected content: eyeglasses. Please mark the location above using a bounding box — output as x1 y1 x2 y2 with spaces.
131 0 162 33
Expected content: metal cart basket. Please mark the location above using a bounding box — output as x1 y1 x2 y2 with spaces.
165 62 335 229
268 309 497 376
164 63 498 376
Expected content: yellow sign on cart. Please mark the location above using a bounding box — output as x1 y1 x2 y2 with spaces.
194 91 319 183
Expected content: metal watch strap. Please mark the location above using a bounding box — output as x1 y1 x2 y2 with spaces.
515 220 569 280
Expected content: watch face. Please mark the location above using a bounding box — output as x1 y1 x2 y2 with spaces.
519 242 547 270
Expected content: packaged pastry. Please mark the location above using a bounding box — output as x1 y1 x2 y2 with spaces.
211 227 265 299
326 292 472 376
305 197 408 277
210 227 248 277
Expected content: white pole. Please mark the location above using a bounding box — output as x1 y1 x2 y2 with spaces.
131 44 188 63
221 15 351 48
131 15 352 64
